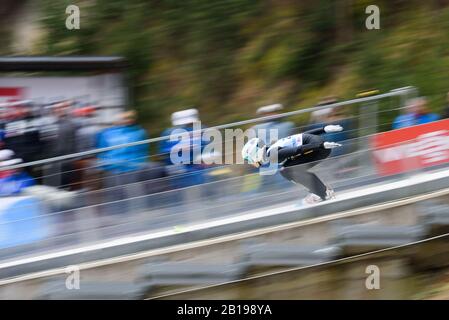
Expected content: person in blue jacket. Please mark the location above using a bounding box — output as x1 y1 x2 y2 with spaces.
0 156 36 196
158 108 208 189
95 110 149 214
96 110 148 174
393 97 440 130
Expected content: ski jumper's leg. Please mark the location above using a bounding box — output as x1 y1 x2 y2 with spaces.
281 163 327 199
280 146 331 200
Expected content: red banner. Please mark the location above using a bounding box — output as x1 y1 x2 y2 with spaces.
371 119 449 176
0 87 24 103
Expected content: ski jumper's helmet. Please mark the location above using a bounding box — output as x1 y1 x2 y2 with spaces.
242 138 266 167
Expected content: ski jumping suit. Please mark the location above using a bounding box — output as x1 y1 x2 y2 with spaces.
266 126 331 200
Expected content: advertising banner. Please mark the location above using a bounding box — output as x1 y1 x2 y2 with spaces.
372 119 449 176
0 87 24 103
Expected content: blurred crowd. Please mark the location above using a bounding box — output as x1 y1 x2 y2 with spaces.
0 100 221 217
0 91 448 210
392 96 441 130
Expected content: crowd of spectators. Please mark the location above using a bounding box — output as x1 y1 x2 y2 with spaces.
0 100 222 217
0 91 447 250
1 91 448 205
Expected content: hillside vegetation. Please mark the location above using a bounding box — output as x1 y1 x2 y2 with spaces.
9 0 449 133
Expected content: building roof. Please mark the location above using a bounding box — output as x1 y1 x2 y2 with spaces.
0 56 128 72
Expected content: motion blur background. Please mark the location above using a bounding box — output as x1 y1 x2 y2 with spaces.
0 0 449 300
2 0 449 129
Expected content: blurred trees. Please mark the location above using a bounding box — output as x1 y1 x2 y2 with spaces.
27 0 449 131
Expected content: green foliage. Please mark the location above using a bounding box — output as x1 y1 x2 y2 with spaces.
30 0 449 133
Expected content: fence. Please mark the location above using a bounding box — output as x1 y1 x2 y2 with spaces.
3 85 443 261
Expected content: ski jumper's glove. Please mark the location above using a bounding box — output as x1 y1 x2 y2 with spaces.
323 141 342 149
324 125 343 133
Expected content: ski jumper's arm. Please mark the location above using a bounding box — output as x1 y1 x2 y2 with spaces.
269 140 323 163
302 126 326 135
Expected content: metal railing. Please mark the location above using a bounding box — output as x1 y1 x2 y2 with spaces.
0 86 415 172
1 85 433 262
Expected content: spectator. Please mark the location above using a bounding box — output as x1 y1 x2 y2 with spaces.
3 104 43 165
42 101 78 188
50 101 78 157
74 105 102 153
309 107 333 125
96 110 151 215
0 152 36 197
392 97 440 130
251 104 294 144
325 107 354 154
159 108 208 189
308 107 333 137
96 110 148 174
308 97 353 155
72 105 103 191
307 97 340 135
307 98 356 179
0 149 15 178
